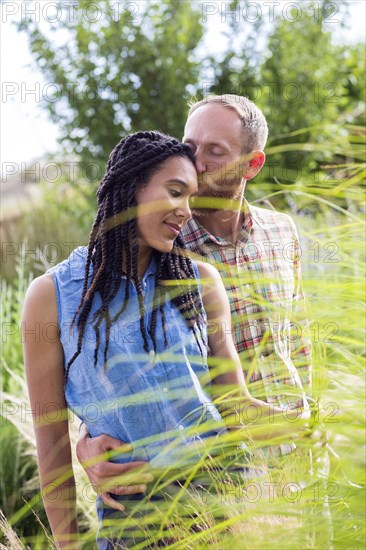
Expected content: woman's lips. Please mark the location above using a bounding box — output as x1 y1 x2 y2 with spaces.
164 222 181 236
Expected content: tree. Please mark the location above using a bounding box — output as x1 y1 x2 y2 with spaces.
17 0 363 197
18 0 204 166
203 1 358 191
259 0 351 176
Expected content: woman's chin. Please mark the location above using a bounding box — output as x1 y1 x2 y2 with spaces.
158 241 175 253
149 240 175 255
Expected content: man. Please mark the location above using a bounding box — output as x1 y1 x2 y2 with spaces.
76 94 312 507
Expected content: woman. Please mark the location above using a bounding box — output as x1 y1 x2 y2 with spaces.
23 131 307 549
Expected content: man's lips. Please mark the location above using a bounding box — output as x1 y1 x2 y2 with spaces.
164 222 182 235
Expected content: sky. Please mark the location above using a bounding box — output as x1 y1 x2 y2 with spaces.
1 0 365 177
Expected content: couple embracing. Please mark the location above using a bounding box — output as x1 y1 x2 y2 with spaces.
23 95 312 549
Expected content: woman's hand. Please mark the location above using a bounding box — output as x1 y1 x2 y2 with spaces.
77 425 153 511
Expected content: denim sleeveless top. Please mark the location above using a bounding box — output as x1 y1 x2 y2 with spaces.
48 247 226 469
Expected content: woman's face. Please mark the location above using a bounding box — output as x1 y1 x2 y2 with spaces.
136 156 198 254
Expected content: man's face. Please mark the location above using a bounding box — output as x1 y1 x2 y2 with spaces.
182 104 248 213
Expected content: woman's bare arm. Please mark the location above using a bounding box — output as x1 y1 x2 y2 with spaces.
22 274 79 549
196 261 309 440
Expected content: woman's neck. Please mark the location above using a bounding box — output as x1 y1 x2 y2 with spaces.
135 243 153 280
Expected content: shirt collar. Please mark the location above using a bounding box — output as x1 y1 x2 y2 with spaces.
121 253 158 283
183 199 255 246
141 253 158 281
87 249 158 281
240 198 254 240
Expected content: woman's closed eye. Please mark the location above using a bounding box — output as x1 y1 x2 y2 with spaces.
169 188 182 198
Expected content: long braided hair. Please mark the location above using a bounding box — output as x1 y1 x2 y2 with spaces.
65 131 206 384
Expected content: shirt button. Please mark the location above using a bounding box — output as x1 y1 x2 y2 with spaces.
162 387 168 394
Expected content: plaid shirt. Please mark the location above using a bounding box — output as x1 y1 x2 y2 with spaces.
181 200 312 457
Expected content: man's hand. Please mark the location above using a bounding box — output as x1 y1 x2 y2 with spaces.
76 425 153 511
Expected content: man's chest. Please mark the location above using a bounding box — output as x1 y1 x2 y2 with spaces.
192 239 295 313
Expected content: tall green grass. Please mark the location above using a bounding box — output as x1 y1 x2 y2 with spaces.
1 144 365 548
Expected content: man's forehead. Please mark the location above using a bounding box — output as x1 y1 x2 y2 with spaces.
185 102 241 123
183 104 243 140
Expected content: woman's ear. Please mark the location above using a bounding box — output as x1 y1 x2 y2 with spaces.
242 151 265 180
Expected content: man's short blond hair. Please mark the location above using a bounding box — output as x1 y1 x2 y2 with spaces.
188 94 268 153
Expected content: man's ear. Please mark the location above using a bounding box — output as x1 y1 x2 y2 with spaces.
242 151 265 180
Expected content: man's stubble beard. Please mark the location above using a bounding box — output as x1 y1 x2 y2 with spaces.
191 175 245 217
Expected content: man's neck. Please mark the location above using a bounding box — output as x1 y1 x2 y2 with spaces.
193 202 244 244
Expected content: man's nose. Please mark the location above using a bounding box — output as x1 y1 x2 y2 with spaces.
194 151 206 174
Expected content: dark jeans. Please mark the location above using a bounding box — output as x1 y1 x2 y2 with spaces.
96 461 265 549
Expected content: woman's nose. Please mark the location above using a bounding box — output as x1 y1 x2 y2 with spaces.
175 200 192 222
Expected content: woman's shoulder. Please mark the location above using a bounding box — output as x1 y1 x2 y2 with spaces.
194 260 221 281
26 272 56 300
25 247 89 327
23 273 58 324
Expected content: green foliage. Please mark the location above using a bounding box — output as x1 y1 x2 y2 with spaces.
336 41 366 120
2 2 364 546
206 0 365 185
0 420 48 546
1 263 31 390
261 23 339 170
1 158 365 547
15 0 365 208
1 175 94 283
2 138 363 550
18 0 204 166
246 122 365 210
259 5 364 174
